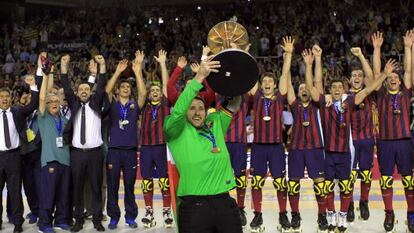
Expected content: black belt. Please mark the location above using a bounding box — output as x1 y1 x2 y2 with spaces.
180 192 229 201
0 147 20 155
72 146 101 152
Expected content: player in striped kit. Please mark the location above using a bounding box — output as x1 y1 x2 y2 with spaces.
304 47 398 233
345 47 376 223
286 45 328 233
248 36 293 233
139 50 173 228
372 30 414 233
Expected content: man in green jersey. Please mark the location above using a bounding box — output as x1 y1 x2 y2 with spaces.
164 56 242 233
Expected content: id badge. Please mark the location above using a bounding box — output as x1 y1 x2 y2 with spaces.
56 137 63 148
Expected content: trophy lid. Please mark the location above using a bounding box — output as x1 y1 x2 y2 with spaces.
207 48 258 97
208 21 249 54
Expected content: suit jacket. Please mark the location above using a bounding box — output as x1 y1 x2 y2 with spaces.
10 90 39 146
60 73 107 144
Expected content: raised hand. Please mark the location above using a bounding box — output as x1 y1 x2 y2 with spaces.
190 63 200 73
281 36 295 54
132 50 145 73
89 59 97 75
37 51 47 68
202 45 211 56
60 54 70 74
94 55 105 65
302 49 314 66
371 31 383 48
403 30 414 48
383 59 399 75
154 49 167 64
116 59 128 74
25 74 36 86
177 56 188 68
350 47 363 57
195 56 221 82
312 44 322 57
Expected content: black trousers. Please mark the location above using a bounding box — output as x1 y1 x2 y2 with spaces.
178 193 242 233
22 148 41 216
71 147 104 224
0 149 24 225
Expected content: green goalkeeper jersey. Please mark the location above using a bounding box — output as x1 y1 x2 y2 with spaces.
164 80 236 196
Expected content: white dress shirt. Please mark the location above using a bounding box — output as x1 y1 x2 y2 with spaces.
72 102 103 148
0 108 20 150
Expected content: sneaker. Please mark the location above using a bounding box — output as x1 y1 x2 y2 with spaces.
53 223 70 230
108 219 118 230
338 212 348 232
384 210 395 232
38 226 56 233
359 200 370 221
142 207 156 228
327 211 337 231
291 212 301 230
278 211 291 232
347 201 355 222
250 211 265 233
163 207 173 228
317 212 329 231
27 213 38 224
125 219 138 228
239 208 247 227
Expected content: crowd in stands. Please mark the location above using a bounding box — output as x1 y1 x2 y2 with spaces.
1 0 414 98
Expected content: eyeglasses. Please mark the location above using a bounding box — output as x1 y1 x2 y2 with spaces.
47 100 59 104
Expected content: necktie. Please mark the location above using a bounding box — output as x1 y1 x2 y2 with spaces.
81 104 86 145
3 110 11 148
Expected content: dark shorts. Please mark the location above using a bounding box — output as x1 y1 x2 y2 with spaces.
140 145 168 179
178 193 242 233
324 152 351 180
250 143 286 177
226 142 247 176
377 139 413 176
288 148 325 179
352 139 375 170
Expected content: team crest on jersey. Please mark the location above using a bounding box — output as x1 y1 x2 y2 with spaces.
130 104 135 109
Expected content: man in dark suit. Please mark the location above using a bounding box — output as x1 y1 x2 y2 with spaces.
60 54 107 232
0 74 40 232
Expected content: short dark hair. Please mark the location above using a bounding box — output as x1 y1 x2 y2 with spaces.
260 72 277 83
0 87 11 95
77 81 92 90
117 79 132 89
330 78 344 87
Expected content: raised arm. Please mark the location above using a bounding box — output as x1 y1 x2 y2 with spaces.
105 59 128 102
312 44 324 94
287 72 296 105
38 72 48 114
20 75 40 117
403 30 413 89
132 50 147 109
372 31 384 77
60 54 77 108
164 57 221 140
167 57 187 105
279 36 295 95
355 59 399 105
350 47 374 86
303 49 320 102
154 50 169 97
93 55 108 104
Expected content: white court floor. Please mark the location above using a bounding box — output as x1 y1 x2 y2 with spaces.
1 180 411 233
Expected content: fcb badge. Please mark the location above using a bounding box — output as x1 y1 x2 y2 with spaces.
302 121 310 127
